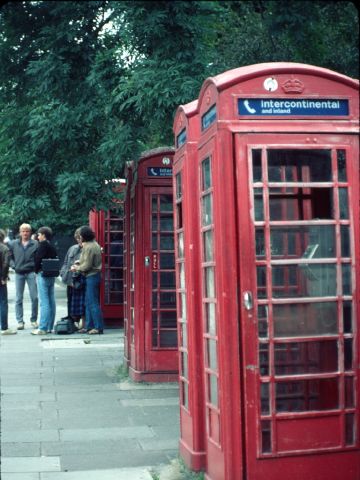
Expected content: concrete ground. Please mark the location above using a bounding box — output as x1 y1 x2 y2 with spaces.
0 272 182 480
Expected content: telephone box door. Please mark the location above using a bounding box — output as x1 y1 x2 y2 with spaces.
236 133 359 480
144 186 178 372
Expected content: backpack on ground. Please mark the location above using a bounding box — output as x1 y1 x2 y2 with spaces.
54 318 76 334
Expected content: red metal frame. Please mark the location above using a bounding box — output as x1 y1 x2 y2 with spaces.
173 100 206 470
191 63 359 480
124 147 179 382
123 162 133 366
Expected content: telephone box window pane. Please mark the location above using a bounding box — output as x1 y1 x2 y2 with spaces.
274 302 338 337
160 330 177 347
343 301 352 333
342 264 352 295
258 305 268 338
345 414 355 445
202 157 212 190
152 215 158 231
177 203 183 229
267 149 332 182
341 226 350 257
261 383 270 414
179 263 185 289
181 352 188 378
261 421 272 453
271 226 335 259
152 292 157 306
152 272 158 288
152 312 158 329
160 234 174 250
339 188 349 219
257 266 267 299
256 228 265 258
177 233 184 258
206 302 216 335
160 215 173 231
160 195 173 212
345 377 354 408
207 339 218 370
272 264 337 298
202 194 213 226
344 339 353 371
152 197 158 212
252 149 262 182
274 341 338 375
182 382 189 409
161 272 176 288
254 188 264 221
205 267 215 298
181 322 187 346
259 343 269 376
160 311 177 328
269 188 334 220
176 173 182 199
276 378 339 412
160 292 176 307
181 293 187 320
160 253 175 269
337 150 347 182
209 374 218 406
204 230 214 261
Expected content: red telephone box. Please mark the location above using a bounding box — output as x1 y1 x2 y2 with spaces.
123 162 133 366
191 63 359 480
124 147 178 382
173 100 206 470
89 181 126 327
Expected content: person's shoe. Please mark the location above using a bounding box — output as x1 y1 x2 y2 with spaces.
31 322 38 328
77 328 89 334
31 329 47 335
1 329 17 335
17 322 25 330
88 329 103 335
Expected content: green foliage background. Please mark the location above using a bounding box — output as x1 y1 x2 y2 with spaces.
0 1 358 233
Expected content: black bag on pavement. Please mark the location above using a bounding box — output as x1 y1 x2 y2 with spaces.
41 258 60 277
54 319 75 334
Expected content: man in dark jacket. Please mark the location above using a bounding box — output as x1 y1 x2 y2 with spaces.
0 229 17 334
8 223 38 330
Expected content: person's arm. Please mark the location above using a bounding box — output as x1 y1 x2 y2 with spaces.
2 248 10 282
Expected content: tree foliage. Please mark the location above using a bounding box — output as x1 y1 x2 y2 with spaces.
0 1 358 233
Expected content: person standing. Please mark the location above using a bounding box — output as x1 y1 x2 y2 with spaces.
8 223 38 330
31 226 58 335
0 229 17 335
71 225 103 334
60 228 82 320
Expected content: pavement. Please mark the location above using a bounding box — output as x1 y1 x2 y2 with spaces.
0 272 182 480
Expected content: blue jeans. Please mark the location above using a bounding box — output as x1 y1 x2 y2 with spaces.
15 272 38 324
0 284 8 330
37 274 56 332
85 273 103 331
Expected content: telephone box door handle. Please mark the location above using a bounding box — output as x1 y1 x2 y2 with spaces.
243 291 253 311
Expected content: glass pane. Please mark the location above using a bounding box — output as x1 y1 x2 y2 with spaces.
259 343 269 376
160 253 175 269
205 267 215 298
180 293 187 320
341 226 350 257
202 157 211 190
160 311 177 328
209 374 218 406
177 203 183 229
345 377 354 408
257 266 267 299
258 305 268 338
261 420 272 453
160 194 173 212
254 188 264 221
152 272 158 288
160 234 174 250
272 264 337 298
152 196 158 212
337 150 347 182
269 188 334 220
152 215 158 231
267 149 332 182
261 383 270 414
176 173 182 199
345 414 355 445
159 330 177 347
256 228 265 258
182 381 189 409
252 149 262 182
339 188 349 219
204 230 214 261
206 302 216 335
160 271 175 288
180 321 187 347
202 194 213 226
181 352 188 378
160 215 173 231
274 341 338 375
177 232 184 258
342 264 352 295
343 301 352 333
274 302 338 337
276 378 339 412
152 292 157 306
344 338 353 371
207 339 217 370
179 263 185 288
271 226 335 259
160 292 176 307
